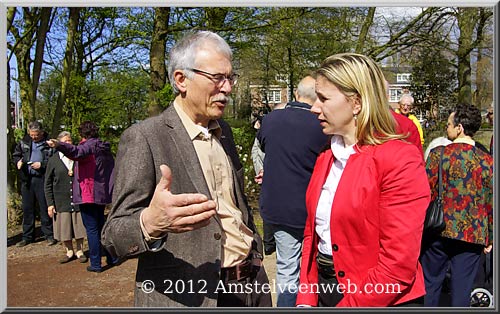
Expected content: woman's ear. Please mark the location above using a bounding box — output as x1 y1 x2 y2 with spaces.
352 95 362 115
173 70 187 93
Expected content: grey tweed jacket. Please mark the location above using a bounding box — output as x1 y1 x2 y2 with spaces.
101 105 262 307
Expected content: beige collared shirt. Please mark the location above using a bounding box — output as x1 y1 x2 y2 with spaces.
146 102 252 268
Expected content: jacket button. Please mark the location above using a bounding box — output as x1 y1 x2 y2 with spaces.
332 244 339 251
214 233 221 240
337 271 345 277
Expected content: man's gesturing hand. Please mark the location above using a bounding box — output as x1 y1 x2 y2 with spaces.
141 164 217 237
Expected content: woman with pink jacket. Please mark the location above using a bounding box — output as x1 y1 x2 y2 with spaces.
47 121 116 272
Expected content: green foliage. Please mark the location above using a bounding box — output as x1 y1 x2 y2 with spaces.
158 83 175 108
7 189 23 227
229 120 261 206
410 40 457 116
14 128 25 142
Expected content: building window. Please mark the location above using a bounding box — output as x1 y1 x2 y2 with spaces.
389 88 402 103
397 73 412 83
262 89 282 104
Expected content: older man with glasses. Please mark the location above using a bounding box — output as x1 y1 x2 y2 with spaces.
102 30 271 308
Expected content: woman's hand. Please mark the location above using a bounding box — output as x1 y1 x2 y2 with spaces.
48 205 56 218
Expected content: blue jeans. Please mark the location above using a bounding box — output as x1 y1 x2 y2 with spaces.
272 224 304 307
79 204 114 270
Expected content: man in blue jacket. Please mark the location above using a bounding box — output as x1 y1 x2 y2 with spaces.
257 75 328 307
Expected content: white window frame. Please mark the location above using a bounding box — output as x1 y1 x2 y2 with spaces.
262 89 282 104
396 73 412 83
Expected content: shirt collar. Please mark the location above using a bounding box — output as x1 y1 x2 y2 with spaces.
330 135 356 167
173 101 221 140
453 137 475 146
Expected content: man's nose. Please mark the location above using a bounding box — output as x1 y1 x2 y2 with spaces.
219 79 232 94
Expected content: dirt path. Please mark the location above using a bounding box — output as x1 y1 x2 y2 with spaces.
7 224 277 308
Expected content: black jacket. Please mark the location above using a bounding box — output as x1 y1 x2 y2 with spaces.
12 133 53 182
44 153 78 213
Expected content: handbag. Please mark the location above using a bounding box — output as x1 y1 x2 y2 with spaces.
423 146 446 234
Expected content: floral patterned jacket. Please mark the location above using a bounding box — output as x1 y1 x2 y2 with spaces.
426 142 493 245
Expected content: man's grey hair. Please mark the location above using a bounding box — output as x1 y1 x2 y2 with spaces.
28 121 43 132
167 31 232 95
57 131 71 140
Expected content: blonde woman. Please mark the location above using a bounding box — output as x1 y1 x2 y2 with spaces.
296 53 430 307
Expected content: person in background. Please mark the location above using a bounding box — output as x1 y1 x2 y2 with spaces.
44 131 87 264
251 116 276 256
384 80 423 157
297 53 430 307
101 31 271 307
397 93 425 146
13 121 56 247
258 75 328 307
47 121 116 273
251 102 286 256
421 103 493 307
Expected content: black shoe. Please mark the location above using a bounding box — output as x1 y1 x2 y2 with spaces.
86 266 102 273
16 240 31 247
106 257 121 267
264 247 276 255
47 238 58 246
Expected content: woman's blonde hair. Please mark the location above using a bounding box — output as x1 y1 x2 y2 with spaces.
316 53 405 146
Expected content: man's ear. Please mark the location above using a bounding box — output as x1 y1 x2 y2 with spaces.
174 70 187 93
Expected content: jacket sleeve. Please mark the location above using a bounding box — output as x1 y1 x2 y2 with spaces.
12 140 24 165
425 147 441 202
57 140 94 160
251 137 264 175
101 126 164 259
44 158 56 207
338 143 430 307
296 202 318 306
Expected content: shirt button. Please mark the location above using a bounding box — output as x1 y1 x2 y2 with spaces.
332 244 339 251
337 271 345 277
214 233 221 240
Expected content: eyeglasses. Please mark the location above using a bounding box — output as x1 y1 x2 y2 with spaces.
400 103 412 107
187 68 239 87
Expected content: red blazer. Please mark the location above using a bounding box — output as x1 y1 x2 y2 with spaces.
297 139 430 307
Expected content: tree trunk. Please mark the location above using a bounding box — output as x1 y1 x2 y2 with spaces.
148 7 170 117
51 8 80 137
356 8 375 53
456 8 476 104
31 7 52 119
